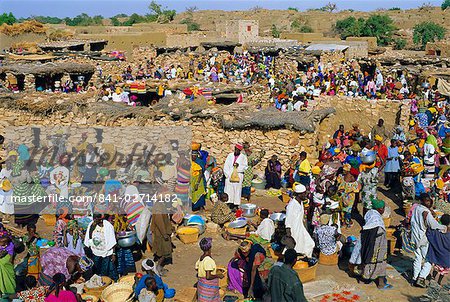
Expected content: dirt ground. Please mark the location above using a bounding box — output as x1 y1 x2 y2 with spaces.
28 187 447 302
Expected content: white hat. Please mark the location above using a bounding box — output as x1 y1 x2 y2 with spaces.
293 183 306 193
142 258 157 272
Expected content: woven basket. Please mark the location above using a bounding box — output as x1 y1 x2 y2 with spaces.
319 252 338 266
225 226 247 236
383 217 391 228
42 214 56 226
217 265 228 288
177 226 199 244
101 282 134 302
294 262 317 283
118 274 135 286
80 294 99 302
84 276 113 297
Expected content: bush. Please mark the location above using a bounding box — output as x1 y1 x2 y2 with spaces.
288 7 298 11
388 7 401 10
180 18 200 31
393 38 407 50
413 21 446 49
299 25 313 33
0 13 17 25
271 24 280 38
291 20 301 29
442 0 450 9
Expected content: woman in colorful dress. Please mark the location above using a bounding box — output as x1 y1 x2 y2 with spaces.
338 164 361 228
53 207 70 248
16 224 41 280
63 219 84 256
39 246 93 286
195 238 223 302
190 150 206 211
0 230 16 295
174 151 190 204
357 158 379 215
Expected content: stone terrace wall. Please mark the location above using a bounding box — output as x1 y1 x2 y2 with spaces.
0 97 410 174
315 97 410 147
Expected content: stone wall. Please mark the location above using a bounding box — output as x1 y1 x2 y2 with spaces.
0 96 410 174
315 97 410 147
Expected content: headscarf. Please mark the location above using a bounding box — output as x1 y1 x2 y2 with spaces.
239 239 252 253
363 209 385 230
17 144 30 161
425 134 438 150
371 198 385 210
199 237 213 252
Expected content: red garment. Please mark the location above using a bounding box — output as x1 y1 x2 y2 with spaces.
374 144 388 167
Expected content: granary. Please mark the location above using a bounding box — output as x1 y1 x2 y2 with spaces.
0 62 95 91
37 40 108 52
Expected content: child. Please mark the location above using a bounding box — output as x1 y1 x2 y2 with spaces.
426 214 450 285
254 209 275 242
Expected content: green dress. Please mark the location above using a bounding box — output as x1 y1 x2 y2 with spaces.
0 254 16 294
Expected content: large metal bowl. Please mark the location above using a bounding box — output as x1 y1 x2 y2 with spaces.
361 151 377 164
270 213 286 222
240 203 257 217
228 219 248 229
117 230 137 248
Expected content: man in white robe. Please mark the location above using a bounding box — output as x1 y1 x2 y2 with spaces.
285 183 315 257
223 144 248 206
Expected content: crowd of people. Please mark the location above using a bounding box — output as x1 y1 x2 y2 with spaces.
187 87 450 300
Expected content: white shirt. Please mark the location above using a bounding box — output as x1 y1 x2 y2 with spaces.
410 205 446 247
256 218 275 241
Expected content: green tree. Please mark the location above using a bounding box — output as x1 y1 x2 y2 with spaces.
442 0 450 9
110 17 121 26
31 16 63 24
361 14 395 45
271 24 280 38
288 7 298 11
149 1 176 23
413 21 446 49
334 16 365 38
0 13 17 25
92 15 104 25
393 38 406 50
